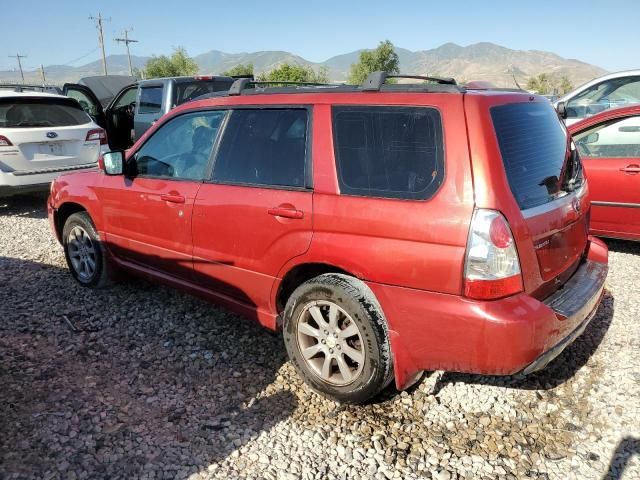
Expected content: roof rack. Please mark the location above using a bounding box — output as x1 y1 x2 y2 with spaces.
361 71 457 91
229 78 333 96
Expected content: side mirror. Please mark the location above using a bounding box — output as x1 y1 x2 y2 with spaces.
556 101 567 119
102 151 124 175
585 132 600 144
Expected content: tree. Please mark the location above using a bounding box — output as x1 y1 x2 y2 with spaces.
257 63 329 83
558 76 574 95
526 73 552 95
144 47 198 78
526 73 574 95
222 64 254 77
348 40 400 84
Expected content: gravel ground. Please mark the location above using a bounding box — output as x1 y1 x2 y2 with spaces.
1 193 638 480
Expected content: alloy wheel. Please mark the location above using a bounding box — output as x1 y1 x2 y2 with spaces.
296 300 366 386
67 226 97 281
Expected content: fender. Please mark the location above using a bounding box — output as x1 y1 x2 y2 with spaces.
50 171 105 239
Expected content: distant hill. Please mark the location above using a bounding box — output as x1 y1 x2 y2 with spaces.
0 42 607 89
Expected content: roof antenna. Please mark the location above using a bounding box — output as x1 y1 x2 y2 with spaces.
512 74 522 90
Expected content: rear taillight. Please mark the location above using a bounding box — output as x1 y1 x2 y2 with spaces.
86 128 108 145
0 135 13 146
464 209 523 300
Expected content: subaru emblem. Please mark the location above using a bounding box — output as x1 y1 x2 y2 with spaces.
46 132 58 139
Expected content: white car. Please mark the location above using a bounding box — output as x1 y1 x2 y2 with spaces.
555 69 640 126
0 90 107 197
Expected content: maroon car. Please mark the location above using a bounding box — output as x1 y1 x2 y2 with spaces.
48 74 608 403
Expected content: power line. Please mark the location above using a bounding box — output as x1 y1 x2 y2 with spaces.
115 28 139 76
8 53 27 83
89 13 110 75
62 47 100 66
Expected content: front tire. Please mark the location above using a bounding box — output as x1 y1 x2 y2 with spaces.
62 212 111 288
283 273 393 404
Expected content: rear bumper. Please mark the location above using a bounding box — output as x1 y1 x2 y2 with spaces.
0 163 97 196
0 182 50 197
367 236 608 390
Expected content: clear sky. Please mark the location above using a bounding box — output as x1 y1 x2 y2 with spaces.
2 0 639 72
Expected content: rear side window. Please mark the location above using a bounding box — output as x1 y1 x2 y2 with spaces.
491 102 569 210
138 86 163 114
212 109 308 188
174 80 234 105
332 106 444 200
0 97 91 127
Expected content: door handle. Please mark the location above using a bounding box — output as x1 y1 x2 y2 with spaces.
620 164 640 174
268 207 304 219
160 192 185 203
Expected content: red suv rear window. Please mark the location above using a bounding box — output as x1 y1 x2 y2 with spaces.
491 102 569 210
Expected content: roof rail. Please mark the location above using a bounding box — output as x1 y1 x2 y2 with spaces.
361 71 457 91
228 78 332 96
0 83 61 93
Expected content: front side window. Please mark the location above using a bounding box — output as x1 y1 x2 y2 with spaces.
0 97 91 127
574 115 640 158
113 87 137 109
138 86 163 114
332 106 444 200
132 111 225 180
566 76 640 119
212 109 308 188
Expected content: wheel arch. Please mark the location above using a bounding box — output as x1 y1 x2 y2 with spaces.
54 202 90 243
274 262 356 318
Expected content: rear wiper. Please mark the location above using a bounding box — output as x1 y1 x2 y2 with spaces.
561 149 583 193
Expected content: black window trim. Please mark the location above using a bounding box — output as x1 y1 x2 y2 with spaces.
204 104 314 192
126 108 229 183
330 104 446 201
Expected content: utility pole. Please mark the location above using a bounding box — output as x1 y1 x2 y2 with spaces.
89 13 110 75
115 28 139 76
40 64 46 84
8 53 26 83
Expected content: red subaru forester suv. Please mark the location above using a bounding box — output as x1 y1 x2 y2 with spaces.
48 73 608 404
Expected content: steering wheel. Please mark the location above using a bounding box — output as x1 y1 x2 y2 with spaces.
137 155 175 177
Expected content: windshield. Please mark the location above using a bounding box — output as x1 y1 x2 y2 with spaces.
0 97 91 127
491 102 574 210
566 76 640 118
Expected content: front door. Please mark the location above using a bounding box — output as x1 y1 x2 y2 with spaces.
63 83 106 127
574 113 640 240
104 85 138 149
98 110 226 278
192 108 313 315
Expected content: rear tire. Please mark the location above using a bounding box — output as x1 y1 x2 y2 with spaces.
283 273 394 404
62 212 111 289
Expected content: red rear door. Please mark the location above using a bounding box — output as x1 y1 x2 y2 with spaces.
573 113 640 240
191 107 313 318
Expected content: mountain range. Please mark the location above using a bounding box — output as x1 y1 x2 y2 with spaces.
0 42 607 88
